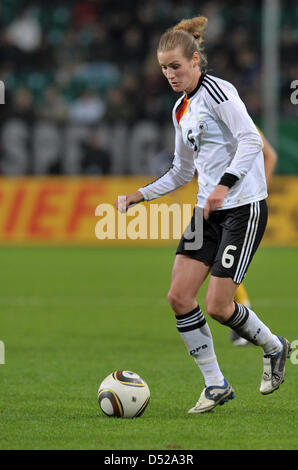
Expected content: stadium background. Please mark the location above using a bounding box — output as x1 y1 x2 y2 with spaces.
0 0 297 246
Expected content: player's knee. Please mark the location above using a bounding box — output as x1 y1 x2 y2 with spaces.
167 289 190 314
168 289 182 311
205 298 226 322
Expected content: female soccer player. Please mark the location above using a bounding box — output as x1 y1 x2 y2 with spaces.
114 16 290 413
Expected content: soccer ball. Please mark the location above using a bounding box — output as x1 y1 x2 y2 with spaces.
97 370 150 418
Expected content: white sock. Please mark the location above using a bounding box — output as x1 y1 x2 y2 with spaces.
224 302 282 355
176 306 225 387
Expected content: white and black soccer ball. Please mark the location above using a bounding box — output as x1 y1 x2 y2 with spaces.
97 370 150 418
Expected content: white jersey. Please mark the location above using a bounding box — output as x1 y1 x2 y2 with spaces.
139 73 267 210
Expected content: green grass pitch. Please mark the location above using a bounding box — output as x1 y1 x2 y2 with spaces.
0 245 297 450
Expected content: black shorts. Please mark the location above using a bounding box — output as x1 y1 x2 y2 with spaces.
176 200 268 284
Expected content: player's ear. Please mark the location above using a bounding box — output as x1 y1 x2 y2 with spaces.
192 51 199 68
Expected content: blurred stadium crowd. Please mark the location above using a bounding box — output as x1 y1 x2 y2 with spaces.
0 0 297 175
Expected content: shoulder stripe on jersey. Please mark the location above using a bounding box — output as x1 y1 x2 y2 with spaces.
202 83 221 104
203 77 227 103
204 79 227 103
205 75 228 101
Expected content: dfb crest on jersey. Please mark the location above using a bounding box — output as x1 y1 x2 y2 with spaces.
197 120 208 134
184 120 208 153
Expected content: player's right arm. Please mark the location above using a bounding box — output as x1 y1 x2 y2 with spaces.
114 190 144 213
114 119 195 213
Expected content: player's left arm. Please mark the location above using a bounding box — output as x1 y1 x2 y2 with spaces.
203 89 263 219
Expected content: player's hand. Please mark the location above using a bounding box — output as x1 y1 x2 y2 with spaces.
204 185 229 220
114 191 144 213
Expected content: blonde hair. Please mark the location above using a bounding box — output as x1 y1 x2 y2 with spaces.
157 16 208 72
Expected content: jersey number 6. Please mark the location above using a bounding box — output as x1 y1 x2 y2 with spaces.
221 245 237 268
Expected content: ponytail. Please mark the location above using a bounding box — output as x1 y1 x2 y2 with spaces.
158 16 208 72
172 16 208 46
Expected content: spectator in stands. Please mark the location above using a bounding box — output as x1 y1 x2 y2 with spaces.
104 87 136 123
80 130 111 175
11 87 35 123
69 89 105 125
5 7 42 53
4 6 42 69
37 85 69 123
